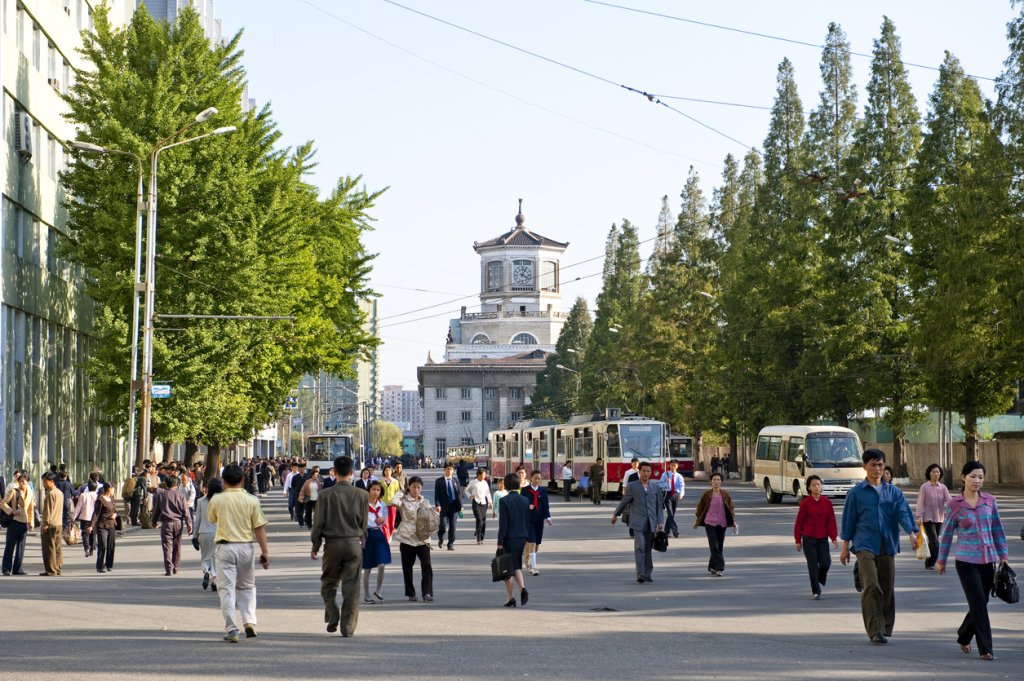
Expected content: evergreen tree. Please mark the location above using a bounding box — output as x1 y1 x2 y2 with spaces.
909 52 1016 460
528 297 592 419
846 16 924 472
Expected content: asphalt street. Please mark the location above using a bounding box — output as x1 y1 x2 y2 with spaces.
0 471 1021 681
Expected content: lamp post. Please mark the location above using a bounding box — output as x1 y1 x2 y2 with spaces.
138 108 235 463
555 364 581 411
70 141 145 467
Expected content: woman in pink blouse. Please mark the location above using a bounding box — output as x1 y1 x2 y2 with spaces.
916 463 951 570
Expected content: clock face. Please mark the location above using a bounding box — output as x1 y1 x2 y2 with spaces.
512 263 533 286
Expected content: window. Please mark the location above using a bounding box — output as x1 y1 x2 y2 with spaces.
755 436 782 461
16 4 23 50
435 411 446 423
509 388 522 399
2 0 7 34
786 437 804 463
484 388 496 399
47 136 56 180
434 387 446 399
510 410 521 422
32 22 40 70
76 0 83 31
46 226 58 274
510 333 537 345
540 260 558 291
435 438 446 458
460 411 471 422
486 261 502 292
48 42 56 82
63 61 70 95
460 388 471 399
470 333 490 344
460 437 473 446
485 411 494 422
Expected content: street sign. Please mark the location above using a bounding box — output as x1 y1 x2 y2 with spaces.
151 384 172 399
292 417 303 426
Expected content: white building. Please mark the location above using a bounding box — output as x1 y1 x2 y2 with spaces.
380 384 423 435
1 0 135 483
136 0 220 42
419 204 568 461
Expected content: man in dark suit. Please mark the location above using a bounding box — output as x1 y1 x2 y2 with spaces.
433 463 462 550
151 475 192 576
311 456 367 638
497 473 531 607
588 459 605 505
521 471 553 576
612 462 664 583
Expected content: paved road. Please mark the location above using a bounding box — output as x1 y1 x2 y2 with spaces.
1 472 1022 680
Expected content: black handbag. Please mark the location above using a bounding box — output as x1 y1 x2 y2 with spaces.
491 550 513 582
993 563 1019 604
1 492 18 528
653 530 669 553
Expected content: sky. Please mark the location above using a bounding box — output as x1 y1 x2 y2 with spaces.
215 0 1018 390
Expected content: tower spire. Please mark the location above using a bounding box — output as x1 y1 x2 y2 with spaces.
516 198 525 228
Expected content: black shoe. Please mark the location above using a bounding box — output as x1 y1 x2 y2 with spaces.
520 588 529 606
637 576 645 583
438 539 443 549
211 582 217 592
672 531 679 538
447 545 454 551
326 621 338 633
165 569 172 576
244 625 257 639
870 634 888 645
38 572 53 576
14 571 26 576
203 572 211 590
1 571 10 576
97 568 106 573
504 598 517 608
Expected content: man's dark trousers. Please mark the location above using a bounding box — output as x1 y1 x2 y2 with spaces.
160 520 183 573
856 550 895 638
320 537 362 635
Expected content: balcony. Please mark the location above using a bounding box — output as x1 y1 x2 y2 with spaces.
461 310 570 321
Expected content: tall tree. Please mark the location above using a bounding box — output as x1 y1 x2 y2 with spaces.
62 6 379 465
909 52 1016 460
528 297 593 420
846 16 925 473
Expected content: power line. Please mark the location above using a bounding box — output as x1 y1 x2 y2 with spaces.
584 0 998 83
378 0 751 149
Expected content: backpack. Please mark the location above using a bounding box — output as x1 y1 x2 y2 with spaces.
415 504 440 542
132 478 147 502
122 476 137 501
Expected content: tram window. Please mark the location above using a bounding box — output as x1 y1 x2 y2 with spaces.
607 425 621 458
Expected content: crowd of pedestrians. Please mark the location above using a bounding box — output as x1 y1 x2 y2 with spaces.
0 449 1015 661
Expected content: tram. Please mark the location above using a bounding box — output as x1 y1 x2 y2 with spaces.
487 410 668 495
445 443 490 471
668 434 696 477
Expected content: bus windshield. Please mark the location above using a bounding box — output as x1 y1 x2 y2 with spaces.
307 435 352 459
618 424 664 459
805 434 861 467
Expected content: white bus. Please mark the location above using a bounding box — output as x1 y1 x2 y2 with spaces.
754 425 865 503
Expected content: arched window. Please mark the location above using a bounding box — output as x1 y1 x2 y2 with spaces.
486 261 503 292
539 260 558 291
470 333 491 344
510 332 538 345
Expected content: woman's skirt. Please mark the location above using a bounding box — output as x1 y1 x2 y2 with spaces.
363 528 392 568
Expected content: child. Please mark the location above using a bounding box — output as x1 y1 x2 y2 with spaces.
491 476 509 519
577 472 591 501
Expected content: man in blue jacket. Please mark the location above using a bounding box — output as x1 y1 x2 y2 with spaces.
839 449 918 645
497 473 530 607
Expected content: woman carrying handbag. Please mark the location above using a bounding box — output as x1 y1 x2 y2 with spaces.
935 461 1009 661
87 483 122 573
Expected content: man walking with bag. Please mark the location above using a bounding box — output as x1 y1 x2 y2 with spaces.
612 462 663 583
152 476 192 576
311 456 367 637
208 464 269 643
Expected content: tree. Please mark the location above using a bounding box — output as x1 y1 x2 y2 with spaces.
62 6 379 467
845 17 925 473
371 421 404 458
528 297 592 420
909 52 1017 460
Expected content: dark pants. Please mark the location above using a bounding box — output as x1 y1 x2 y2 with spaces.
96 527 116 570
472 501 487 541
320 537 362 635
129 497 142 526
563 480 572 501
160 520 183 572
257 476 268 494
41 526 62 575
704 525 726 572
77 520 95 555
288 491 299 521
955 560 996 655
399 543 433 598
633 525 654 579
801 536 831 595
302 500 316 527
2 521 28 573
922 521 940 569
855 550 895 638
664 494 679 534
438 510 458 547
591 480 602 504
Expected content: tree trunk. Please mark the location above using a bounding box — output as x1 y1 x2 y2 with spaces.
964 409 978 462
162 441 174 463
837 413 850 428
694 427 703 465
728 422 738 463
185 441 200 466
892 431 907 479
204 443 221 483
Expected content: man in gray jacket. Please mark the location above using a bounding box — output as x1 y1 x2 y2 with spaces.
611 462 664 583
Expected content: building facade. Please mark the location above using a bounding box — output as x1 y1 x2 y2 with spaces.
136 0 220 41
1 0 135 485
418 204 568 461
380 384 423 435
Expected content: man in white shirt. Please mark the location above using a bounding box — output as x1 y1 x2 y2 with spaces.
464 468 493 544
560 463 574 502
622 459 641 490
658 460 685 538
282 463 300 520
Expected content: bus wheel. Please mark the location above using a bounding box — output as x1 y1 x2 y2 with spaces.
764 480 782 504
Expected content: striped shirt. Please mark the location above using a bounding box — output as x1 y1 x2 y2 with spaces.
936 493 1009 565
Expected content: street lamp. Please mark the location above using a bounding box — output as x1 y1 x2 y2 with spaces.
555 363 582 410
138 109 235 464
70 141 145 465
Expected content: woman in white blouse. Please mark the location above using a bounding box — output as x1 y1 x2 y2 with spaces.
192 477 223 591
362 481 392 604
73 481 99 558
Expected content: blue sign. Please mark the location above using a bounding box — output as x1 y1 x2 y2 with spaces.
292 417 303 426
151 384 172 399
